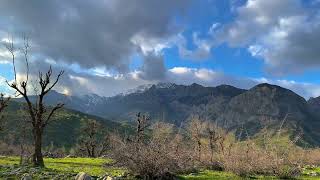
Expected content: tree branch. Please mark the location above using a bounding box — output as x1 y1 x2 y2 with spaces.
43 103 64 127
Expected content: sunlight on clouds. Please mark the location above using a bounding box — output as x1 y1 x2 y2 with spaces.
91 67 112 77
69 75 89 86
1 38 10 43
195 69 217 81
169 67 191 74
62 88 71 96
131 33 176 56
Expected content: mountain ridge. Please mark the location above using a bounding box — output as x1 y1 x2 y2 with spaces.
12 82 320 146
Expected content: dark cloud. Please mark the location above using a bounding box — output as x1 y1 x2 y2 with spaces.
2 0 320 99
0 0 190 71
139 54 166 81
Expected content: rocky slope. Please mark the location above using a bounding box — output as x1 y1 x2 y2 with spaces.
13 82 320 146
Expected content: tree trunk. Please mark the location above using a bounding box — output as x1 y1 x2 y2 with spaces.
197 140 201 162
33 126 44 167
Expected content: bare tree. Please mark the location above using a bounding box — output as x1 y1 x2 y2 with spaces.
206 122 222 166
135 112 150 143
78 119 109 157
0 93 10 130
188 116 204 162
0 93 10 114
4 37 64 167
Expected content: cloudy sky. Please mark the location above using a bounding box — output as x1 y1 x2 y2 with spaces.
0 0 320 99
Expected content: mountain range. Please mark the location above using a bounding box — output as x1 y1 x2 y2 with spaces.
13 82 320 147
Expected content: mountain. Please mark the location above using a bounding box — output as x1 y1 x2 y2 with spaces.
13 82 320 146
15 83 246 123
14 90 111 117
218 83 320 145
0 101 132 148
100 83 246 124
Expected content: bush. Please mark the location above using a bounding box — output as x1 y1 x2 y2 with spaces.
111 122 193 179
108 114 319 179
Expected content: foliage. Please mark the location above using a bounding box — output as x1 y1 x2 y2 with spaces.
0 101 132 149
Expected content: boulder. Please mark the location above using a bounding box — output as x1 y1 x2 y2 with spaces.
75 172 92 180
65 155 76 158
104 176 114 180
21 173 32 180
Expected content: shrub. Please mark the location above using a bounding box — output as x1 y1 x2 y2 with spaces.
111 122 193 179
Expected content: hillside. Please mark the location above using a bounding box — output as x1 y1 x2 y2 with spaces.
0 101 132 148
14 82 320 147
218 83 320 146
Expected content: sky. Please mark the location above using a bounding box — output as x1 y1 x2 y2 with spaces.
0 0 320 99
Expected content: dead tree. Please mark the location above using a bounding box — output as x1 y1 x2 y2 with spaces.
188 116 204 162
0 93 10 130
135 112 150 143
206 122 222 165
0 93 10 114
5 37 64 167
78 120 109 158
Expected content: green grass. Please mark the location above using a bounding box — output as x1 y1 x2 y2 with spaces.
179 170 280 180
179 169 320 180
179 170 242 180
44 157 125 177
0 156 19 166
0 156 319 179
0 156 126 178
301 166 320 180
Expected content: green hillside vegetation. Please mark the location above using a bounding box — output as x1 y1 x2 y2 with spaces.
0 100 319 179
0 101 133 148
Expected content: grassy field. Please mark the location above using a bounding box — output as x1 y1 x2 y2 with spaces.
180 169 320 180
0 156 126 179
0 156 319 179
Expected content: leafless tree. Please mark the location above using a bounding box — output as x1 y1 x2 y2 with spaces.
4 37 64 167
0 93 10 114
206 122 222 165
78 119 109 157
0 93 10 130
135 112 150 143
188 116 204 162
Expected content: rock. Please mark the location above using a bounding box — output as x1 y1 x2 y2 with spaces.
103 176 121 180
104 176 113 180
21 173 32 180
309 172 318 177
75 172 92 180
65 155 76 158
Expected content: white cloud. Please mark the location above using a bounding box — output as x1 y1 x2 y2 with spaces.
220 0 320 74
176 33 212 61
209 23 221 35
131 33 177 56
2 58 320 99
169 67 192 74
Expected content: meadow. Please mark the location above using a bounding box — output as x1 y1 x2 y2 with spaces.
0 156 319 179
0 156 125 179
